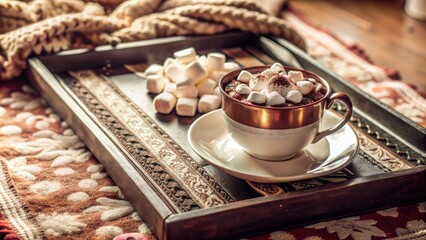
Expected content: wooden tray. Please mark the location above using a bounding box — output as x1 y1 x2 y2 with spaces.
26 32 426 240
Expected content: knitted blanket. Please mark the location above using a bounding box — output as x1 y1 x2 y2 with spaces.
0 0 305 80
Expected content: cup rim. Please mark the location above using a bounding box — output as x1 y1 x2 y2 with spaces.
219 65 331 110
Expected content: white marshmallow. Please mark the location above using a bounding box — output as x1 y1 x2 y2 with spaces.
223 62 240 72
212 86 221 97
266 91 286 106
153 92 176 114
288 71 304 83
247 91 267 104
174 47 197 64
205 52 226 72
198 94 221 113
198 55 207 66
163 58 176 68
176 97 198 117
146 75 166 94
315 84 324 92
165 63 185 83
210 71 227 83
297 80 314 95
285 90 303 104
176 80 198 98
264 75 296 96
249 74 269 91
261 68 279 80
197 78 217 97
164 83 177 96
307 78 317 84
144 64 163 77
237 70 252 83
270 63 286 74
184 61 207 85
235 84 251 95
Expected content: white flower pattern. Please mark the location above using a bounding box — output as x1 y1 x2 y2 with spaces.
83 197 134 221
37 212 87 236
377 207 399 218
269 231 296 240
306 216 386 240
7 156 41 181
396 220 426 237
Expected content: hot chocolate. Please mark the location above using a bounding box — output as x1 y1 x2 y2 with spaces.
224 63 327 107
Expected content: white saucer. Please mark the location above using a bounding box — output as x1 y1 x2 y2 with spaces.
188 109 359 183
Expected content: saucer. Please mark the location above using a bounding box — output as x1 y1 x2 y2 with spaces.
188 109 359 183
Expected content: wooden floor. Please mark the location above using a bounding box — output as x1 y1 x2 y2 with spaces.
290 0 426 91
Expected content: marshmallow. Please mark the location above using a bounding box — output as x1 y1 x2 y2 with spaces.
270 63 286 74
164 83 177 96
176 80 198 98
249 74 269 91
184 61 207 85
165 63 185 83
198 94 221 113
144 64 163 77
197 55 207 66
265 75 296 97
210 71 227 83
288 70 304 83
163 58 176 68
237 70 252 83
261 68 279 80
266 91 286 106
176 97 198 117
285 90 303 104
197 78 217 96
247 91 267 104
223 62 240 72
307 78 317 84
153 92 176 114
146 75 166 94
315 84 324 92
205 52 226 72
174 47 197 64
212 86 221 97
297 80 314 95
235 84 251 95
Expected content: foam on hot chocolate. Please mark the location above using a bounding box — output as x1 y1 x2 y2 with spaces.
264 75 296 96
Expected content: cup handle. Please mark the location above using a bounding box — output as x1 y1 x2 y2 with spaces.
311 92 353 144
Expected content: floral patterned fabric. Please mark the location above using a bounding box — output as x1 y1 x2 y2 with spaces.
0 81 153 240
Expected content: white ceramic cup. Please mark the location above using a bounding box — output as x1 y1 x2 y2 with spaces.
405 0 426 20
220 66 353 161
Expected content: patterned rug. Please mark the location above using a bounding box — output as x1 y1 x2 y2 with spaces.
0 7 425 240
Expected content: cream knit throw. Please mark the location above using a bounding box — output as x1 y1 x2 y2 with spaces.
0 0 305 80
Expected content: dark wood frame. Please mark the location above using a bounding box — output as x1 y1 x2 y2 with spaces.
26 32 426 240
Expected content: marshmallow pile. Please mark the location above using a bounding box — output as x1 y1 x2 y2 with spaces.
144 47 240 116
230 63 324 106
